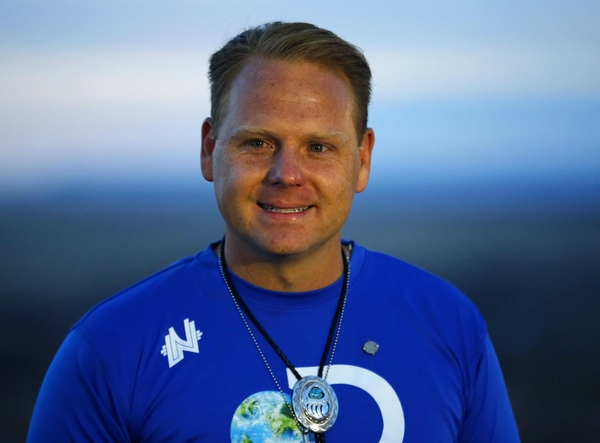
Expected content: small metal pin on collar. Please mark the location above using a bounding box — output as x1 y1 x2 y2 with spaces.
362 340 379 355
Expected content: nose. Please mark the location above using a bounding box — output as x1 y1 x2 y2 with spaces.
265 146 306 187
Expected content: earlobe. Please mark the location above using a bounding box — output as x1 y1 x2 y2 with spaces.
201 118 216 182
355 128 375 193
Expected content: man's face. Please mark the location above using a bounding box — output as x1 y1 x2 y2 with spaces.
201 58 374 260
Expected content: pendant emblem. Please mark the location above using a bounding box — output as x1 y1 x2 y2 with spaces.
292 375 339 433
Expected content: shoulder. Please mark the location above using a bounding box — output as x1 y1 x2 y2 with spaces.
350 242 487 341
352 242 472 301
71 243 223 352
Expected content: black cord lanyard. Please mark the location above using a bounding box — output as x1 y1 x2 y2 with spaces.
219 238 349 441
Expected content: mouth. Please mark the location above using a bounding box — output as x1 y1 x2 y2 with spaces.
259 204 311 214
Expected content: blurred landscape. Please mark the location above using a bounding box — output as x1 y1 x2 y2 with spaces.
2 2 599 442
1 179 598 442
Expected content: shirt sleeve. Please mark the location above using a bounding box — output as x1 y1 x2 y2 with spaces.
27 328 130 443
458 335 521 443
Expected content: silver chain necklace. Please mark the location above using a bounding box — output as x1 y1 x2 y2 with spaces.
217 239 351 441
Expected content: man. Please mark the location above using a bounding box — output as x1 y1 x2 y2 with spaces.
28 22 520 442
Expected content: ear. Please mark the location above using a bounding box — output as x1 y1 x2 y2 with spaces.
201 118 216 182
355 128 375 193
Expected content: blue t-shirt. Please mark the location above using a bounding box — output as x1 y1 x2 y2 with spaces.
28 242 519 442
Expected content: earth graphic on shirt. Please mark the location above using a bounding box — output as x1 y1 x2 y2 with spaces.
231 391 307 442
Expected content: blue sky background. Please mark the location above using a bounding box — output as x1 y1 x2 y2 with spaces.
1 0 599 195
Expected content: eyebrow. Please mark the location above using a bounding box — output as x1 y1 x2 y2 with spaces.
228 126 349 143
228 126 273 140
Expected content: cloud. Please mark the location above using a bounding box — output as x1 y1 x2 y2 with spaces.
0 48 210 107
3 43 597 115
0 47 211 189
370 45 600 100
1 9 598 192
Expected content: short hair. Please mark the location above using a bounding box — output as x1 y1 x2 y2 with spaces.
208 22 372 142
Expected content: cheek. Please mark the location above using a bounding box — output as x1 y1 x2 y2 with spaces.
212 157 262 207
212 150 240 189
211 159 240 212
316 169 358 212
335 157 362 192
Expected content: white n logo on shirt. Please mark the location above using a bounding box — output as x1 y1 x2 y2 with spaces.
161 318 202 368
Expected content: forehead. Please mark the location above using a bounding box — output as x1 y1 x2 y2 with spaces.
221 58 355 133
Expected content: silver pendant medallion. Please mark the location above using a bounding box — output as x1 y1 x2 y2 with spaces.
292 375 339 433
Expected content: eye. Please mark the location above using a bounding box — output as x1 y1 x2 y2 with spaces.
248 140 265 148
310 143 325 153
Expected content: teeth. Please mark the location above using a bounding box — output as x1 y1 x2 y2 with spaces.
262 205 310 213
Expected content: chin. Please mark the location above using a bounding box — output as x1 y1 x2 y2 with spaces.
245 232 305 256
259 233 339 258
261 241 310 257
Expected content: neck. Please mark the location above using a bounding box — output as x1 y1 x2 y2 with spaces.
216 235 345 292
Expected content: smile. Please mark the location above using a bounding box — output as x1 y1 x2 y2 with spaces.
259 204 311 213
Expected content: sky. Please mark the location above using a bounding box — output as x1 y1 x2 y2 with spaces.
1 0 599 195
